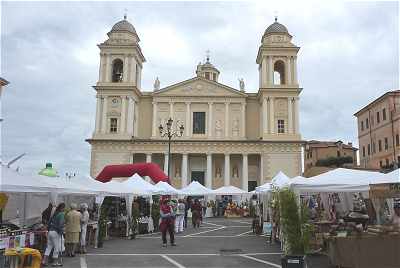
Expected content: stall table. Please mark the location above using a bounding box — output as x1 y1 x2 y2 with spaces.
328 234 400 268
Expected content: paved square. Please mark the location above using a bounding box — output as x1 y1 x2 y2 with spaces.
59 218 330 268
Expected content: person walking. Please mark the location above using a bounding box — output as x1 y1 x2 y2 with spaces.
159 196 176 247
80 203 90 254
42 203 65 267
191 199 202 228
65 203 81 257
175 199 185 233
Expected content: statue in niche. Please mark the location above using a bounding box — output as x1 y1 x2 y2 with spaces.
232 166 239 179
238 78 245 92
232 118 240 137
215 166 222 179
153 77 160 91
215 119 223 138
175 118 183 132
175 165 181 179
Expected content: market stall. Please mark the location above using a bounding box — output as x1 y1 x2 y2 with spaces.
288 168 400 267
212 186 250 217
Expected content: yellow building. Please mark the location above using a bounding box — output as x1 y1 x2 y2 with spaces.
354 90 400 169
304 140 358 176
87 17 304 191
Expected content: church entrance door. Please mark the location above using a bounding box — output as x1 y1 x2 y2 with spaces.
191 171 205 186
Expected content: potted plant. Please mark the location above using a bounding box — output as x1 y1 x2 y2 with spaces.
279 188 312 268
97 203 109 248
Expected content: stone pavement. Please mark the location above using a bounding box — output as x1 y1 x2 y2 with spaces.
59 218 332 268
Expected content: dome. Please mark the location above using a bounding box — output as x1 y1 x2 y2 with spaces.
110 16 137 34
264 19 289 35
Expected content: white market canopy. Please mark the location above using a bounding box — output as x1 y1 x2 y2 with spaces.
1 166 55 193
255 171 291 193
106 173 161 196
289 168 387 193
256 182 272 193
1 166 95 195
155 181 183 195
372 168 400 185
271 171 290 188
180 181 213 196
213 185 249 195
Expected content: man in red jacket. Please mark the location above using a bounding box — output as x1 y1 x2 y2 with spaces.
159 196 176 247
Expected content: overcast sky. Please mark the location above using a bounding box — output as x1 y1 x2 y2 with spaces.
1 1 398 177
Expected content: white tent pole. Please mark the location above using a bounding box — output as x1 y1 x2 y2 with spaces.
23 193 27 227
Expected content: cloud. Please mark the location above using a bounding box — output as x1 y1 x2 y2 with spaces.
1 1 398 176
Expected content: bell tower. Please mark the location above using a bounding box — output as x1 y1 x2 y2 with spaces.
92 15 145 139
97 15 146 87
257 18 302 141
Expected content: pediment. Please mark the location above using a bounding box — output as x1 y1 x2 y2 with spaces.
153 77 247 97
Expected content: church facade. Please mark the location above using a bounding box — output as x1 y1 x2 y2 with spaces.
87 16 303 191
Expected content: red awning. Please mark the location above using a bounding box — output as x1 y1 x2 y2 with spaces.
95 163 169 183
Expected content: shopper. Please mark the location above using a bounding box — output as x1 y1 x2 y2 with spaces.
159 196 176 247
42 203 65 267
175 199 185 233
80 203 90 254
65 203 82 257
184 197 191 228
42 203 53 226
201 199 207 221
191 199 202 228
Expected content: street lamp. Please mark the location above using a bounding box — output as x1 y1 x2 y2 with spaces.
159 118 184 180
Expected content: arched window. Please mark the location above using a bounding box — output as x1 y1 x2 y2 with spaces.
112 59 123 82
273 60 285 85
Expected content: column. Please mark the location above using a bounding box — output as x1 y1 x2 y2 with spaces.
208 102 213 138
101 96 108 133
242 154 248 191
185 102 191 137
286 56 291 85
224 154 230 186
123 55 128 82
169 102 174 119
130 57 136 83
98 53 104 82
261 57 267 87
206 153 212 188
145 154 152 182
294 97 300 134
152 102 157 137
133 104 139 137
293 57 298 85
94 95 102 133
241 103 246 138
269 97 275 134
137 66 142 90
263 98 268 134
127 97 134 135
181 153 188 187
287 97 293 134
164 153 169 175
105 54 111 82
120 96 127 134
259 154 264 185
268 56 273 85
225 102 229 138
